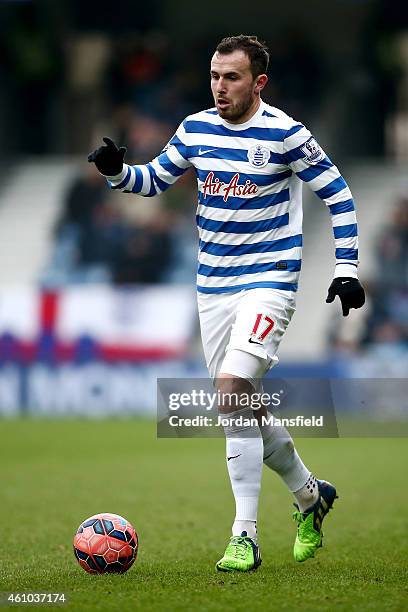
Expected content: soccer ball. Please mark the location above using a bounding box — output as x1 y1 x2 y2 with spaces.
73 513 138 574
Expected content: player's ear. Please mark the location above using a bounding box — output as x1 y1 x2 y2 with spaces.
254 74 268 94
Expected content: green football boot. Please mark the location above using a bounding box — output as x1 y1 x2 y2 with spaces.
293 479 338 562
216 532 261 572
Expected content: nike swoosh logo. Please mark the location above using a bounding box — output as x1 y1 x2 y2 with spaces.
198 148 216 155
227 454 241 461
341 280 350 285
248 338 262 345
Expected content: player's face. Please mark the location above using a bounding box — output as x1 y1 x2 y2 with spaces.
210 50 267 123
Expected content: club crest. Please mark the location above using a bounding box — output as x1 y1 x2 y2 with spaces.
248 144 270 168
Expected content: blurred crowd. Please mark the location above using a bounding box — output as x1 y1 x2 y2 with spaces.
329 196 408 358
43 164 197 286
364 197 408 348
40 28 203 285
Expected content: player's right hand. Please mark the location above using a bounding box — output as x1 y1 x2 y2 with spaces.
88 137 127 176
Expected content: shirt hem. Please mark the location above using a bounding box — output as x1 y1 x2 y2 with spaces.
196 281 298 294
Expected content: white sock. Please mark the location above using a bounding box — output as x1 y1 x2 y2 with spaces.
260 416 310 492
222 406 263 541
293 473 319 512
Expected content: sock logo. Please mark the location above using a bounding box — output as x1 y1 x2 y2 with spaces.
227 454 242 461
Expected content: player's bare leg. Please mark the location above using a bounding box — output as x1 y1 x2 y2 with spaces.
216 374 262 572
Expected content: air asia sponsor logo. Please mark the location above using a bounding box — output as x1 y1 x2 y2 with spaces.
202 172 258 202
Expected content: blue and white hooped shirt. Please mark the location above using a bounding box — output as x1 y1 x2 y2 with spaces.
106 100 359 294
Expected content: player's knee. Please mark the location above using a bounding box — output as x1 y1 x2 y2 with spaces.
216 374 253 413
219 349 270 395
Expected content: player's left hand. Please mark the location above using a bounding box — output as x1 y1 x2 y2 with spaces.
326 277 365 317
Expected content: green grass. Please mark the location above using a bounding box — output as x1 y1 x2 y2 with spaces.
1 420 407 611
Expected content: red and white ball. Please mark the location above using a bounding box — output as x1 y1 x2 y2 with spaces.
73 513 138 574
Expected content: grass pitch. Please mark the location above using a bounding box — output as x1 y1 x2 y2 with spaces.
1 419 406 611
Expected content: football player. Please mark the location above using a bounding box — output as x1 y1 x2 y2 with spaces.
88 35 365 571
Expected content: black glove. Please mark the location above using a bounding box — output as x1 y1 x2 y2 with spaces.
88 137 127 176
326 277 365 317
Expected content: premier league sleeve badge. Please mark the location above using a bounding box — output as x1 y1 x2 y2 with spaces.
300 137 325 164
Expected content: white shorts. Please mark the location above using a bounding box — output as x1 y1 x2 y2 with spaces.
197 288 296 381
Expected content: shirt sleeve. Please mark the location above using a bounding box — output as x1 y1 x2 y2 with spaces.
105 121 192 197
283 122 359 278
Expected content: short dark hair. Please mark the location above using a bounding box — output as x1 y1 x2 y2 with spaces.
215 35 269 78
